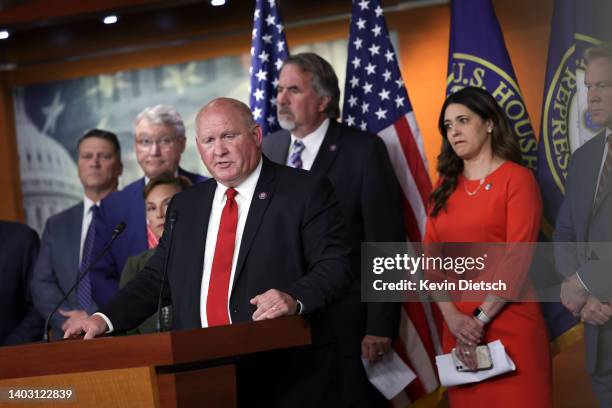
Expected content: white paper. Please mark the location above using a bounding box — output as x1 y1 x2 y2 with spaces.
362 350 417 400
435 339 516 387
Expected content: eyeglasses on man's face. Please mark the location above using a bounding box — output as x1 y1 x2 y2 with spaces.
135 136 177 150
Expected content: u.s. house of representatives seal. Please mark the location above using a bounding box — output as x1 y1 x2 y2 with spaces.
541 34 603 194
447 53 537 170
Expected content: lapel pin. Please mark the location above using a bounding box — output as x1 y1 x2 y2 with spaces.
329 144 338 152
485 182 493 191
258 192 268 200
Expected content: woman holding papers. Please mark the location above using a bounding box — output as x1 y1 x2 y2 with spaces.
425 87 551 406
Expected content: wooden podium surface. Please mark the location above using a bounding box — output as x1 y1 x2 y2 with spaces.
0 317 311 408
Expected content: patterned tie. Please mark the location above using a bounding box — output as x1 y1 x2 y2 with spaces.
593 136 612 211
78 205 97 311
206 188 238 327
289 140 305 169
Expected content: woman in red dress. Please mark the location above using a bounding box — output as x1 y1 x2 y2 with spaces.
426 87 552 407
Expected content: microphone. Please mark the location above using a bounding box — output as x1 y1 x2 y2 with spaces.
42 222 127 342
156 211 178 332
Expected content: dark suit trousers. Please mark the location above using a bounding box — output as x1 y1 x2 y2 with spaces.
236 343 386 408
591 322 612 407
236 344 339 408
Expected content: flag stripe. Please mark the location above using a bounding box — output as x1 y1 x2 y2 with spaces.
393 115 432 204
404 302 437 363
401 197 422 243
378 117 428 237
342 0 440 402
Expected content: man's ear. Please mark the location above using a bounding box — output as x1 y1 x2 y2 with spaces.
178 136 187 154
253 125 263 147
318 95 331 114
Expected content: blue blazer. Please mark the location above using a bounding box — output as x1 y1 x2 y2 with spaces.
31 203 86 339
90 168 206 307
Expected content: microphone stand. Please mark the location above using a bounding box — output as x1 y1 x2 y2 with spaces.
42 222 126 342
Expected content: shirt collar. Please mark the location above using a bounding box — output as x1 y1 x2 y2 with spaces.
290 118 329 152
215 156 263 201
83 195 99 214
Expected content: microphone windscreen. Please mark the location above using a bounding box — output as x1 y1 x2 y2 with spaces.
114 222 127 236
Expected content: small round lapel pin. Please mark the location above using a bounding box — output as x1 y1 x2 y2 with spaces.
484 182 492 191
258 192 268 200
329 144 338 152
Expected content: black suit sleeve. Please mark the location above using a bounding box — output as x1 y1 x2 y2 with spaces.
362 137 404 338
285 176 354 313
3 227 43 346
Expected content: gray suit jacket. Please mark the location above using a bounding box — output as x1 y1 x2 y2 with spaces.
554 130 612 373
31 202 95 340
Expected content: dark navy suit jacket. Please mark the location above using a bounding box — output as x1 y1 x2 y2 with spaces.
0 221 42 345
264 121 405 355
90 167 206 307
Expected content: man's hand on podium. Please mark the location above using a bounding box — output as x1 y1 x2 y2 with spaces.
250 289 297 321
63 314 108 340
59 309 88 332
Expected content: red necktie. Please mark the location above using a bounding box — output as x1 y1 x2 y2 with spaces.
206 188 238 327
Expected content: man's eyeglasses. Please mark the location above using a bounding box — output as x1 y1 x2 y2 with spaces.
136 137 177 150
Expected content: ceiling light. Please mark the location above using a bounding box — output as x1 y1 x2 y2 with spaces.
0 30 9 40
211 0 226 6
103 15 118 25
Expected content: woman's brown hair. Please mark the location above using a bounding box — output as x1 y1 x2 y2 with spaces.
429 87 522 217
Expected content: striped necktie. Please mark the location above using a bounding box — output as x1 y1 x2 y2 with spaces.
78 205 97 311
289 140 305 169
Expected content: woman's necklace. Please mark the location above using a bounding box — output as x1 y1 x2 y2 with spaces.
463 163 494 196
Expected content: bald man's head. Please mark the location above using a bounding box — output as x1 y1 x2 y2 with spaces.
195 98 263 187
196 98 256 133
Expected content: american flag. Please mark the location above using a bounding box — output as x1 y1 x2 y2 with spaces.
249 0 289 136
342 0 442 405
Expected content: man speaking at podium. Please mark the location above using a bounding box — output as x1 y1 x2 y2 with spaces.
64 98 354 407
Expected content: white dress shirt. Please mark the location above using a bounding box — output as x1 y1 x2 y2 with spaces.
200 158 262 327
286 118 329 171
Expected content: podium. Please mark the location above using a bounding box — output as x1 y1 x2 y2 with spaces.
0 317 311 408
